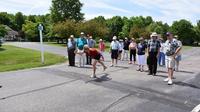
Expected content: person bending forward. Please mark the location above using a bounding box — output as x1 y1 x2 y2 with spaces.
83 45 107 78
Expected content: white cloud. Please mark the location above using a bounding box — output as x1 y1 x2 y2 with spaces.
80 0 131 13
129 0 200 24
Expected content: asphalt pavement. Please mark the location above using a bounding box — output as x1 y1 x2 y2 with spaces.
1 42 200 112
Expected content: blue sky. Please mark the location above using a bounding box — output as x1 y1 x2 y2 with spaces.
0 0 200 25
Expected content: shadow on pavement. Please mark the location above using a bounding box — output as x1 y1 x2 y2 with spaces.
174 81 200 89
94 73 112 82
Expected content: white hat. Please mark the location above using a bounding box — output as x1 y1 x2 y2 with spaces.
150 32 158 37
113 36 117 40
99 39 103 41
70 35 74 38
80 32 84 35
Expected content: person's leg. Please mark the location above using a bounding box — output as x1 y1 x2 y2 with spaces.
125 50 128 60
158 53 161 65
148 53 153 75
91 60 98 78
72 50 75 66
68 49 72 66
154 55 158 75
133 50 136 64
129 50 133 64
89 56 92 65
98 60 107 71
162 53 165 66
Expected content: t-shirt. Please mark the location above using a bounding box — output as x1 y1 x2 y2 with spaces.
67 38 76 50
129 42 137 50
123 41 130 50
76 37 87 50
99 42 105 51
110 41 120 50
87 39 96 48
164 39 180 56
147 39 161 52
88 48 100 58
137 43 147 55
119 42 124 51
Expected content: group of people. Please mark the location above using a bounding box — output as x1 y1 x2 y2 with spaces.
67 32 182 85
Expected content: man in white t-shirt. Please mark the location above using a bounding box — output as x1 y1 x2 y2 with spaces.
164 32 181 85
110 36 120 67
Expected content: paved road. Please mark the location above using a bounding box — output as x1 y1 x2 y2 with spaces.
1 42 200 112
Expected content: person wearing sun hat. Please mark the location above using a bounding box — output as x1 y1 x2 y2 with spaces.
118 39 124 60
147 32 161 76
136 37 147 72
110 36 120 67
122 37 130 61
98 39 105 61
67 35 76 66
164 32 181 85
76 32 87 67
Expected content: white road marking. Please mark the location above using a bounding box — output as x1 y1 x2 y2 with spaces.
192 104 200 112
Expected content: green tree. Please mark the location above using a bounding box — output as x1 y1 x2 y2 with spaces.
0 24 7 37
15 12 25 31
28 15 36 23
50 0 84 23
53 20 77 43
79 20 109 40
106 16 124 37
171 19 195 45
129 27 150 39
122 17 133 37
22 20 38 41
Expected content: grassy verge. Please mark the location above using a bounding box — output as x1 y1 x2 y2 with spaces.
182 46 192 51
0 45 66 72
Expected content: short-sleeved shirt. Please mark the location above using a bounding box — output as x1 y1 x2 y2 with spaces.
88 39 96 48
164 39 180 56
123 41 130 50
67 38 76 50
88 48 100 58
147 39 161 53
110 41 120 50
137 43 147 55
76 37 87 50
119 42 124 51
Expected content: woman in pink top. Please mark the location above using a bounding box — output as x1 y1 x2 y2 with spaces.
98 39 105 61
129 38 137 64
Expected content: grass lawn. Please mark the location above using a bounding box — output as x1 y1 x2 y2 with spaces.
182 45 193 51
0 45 66 72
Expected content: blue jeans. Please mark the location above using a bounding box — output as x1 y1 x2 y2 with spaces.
158 52 165 66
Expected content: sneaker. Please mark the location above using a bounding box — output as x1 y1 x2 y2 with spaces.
0 85 2 88
168 79 173 85
164 78 169 82
90 75 97 78
110 64 114 67
136 68 140 71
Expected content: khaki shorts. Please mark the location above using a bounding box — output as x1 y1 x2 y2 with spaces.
165 56 175 69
